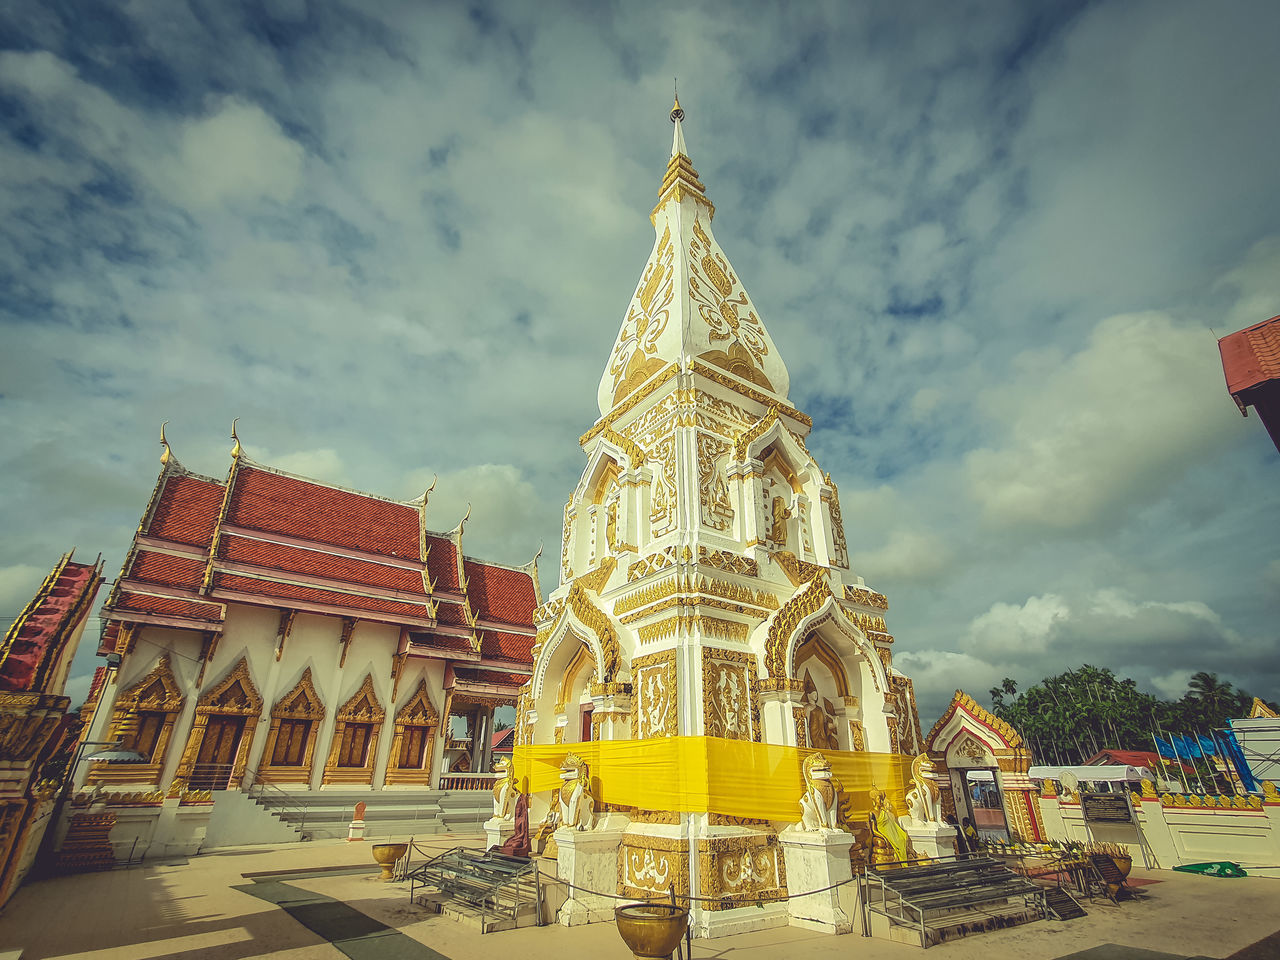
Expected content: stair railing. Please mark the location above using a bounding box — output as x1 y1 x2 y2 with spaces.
245 771 310 835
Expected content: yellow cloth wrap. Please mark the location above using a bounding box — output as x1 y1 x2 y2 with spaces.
511 737 914 822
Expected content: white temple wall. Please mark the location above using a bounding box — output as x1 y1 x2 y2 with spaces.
1038 793 1280 871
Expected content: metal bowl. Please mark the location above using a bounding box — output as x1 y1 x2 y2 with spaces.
371 842 408 880
614 902 689 959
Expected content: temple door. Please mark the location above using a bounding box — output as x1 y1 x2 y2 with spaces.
192 716 245 790
580 705 594 742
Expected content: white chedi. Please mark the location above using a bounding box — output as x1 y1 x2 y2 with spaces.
798 753 847 832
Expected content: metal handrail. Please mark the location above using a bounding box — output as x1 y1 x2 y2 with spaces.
245 771 310 833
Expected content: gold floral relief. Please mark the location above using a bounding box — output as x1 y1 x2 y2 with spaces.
824 482 849 569
689 219 770 372
627 546 679 581
844 585 889 611
697 835 787 909
696 433 735 532
848 720 866 751
560 502 574 582
648 434 678 534
620 835 688 899
701 647 760 741
697 546 758 577
609 226 674 405
632 649 678 738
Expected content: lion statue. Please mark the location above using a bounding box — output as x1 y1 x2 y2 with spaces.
904 752 943 825
491 757 516 822
799 752 846 831
557 753 596 831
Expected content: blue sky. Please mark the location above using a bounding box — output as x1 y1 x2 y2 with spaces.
1 0 1277 722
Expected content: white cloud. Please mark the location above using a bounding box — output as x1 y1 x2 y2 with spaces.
965 311 1242 531
962 594 1070 659
0 564 49 619
851 529 951 583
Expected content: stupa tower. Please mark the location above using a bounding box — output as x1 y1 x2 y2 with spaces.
518 101 923 935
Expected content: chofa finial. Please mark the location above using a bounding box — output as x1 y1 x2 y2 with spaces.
230 418 242 459
159 421 171 465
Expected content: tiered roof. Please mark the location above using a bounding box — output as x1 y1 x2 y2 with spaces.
100 446 538 672
1 551 104 694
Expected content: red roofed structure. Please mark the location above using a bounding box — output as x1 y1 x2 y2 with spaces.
1219 314 1280 453
0 551 104 906
81 434 539 800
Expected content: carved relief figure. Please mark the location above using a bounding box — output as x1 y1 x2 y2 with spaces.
706 660 749 740
769 495 791 545
904 753 943 825
802 672 840 751
798 752 845 831
557 753 596 831
605 499 618 552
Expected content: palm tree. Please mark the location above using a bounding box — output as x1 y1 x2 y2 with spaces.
1188 672 1236 723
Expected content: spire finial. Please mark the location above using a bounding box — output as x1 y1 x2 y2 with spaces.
159 421 171 466
671 78 683 123
230 418 242 459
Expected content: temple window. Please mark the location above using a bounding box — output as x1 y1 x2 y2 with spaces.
271 719 312 767
90 652 184 785
259 667 326 784
386 679 440 785
337 723 374 767
323 674 385 785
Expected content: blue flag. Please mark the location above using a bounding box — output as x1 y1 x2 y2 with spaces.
1198 735 1217 757
1154 736 1175 759
1220 728 1258 792
1178 735 1202 759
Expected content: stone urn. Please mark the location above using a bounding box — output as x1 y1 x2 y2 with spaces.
371 842 408 881
615 903 689 960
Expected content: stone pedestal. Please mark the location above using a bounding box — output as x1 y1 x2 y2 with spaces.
778 826 854 934
903 821 957 859
556 826 626 926
484 817 513 851
347 819 365 841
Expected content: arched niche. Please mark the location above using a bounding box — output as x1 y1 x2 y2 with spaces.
175 656 263 791
258 667 326 785
90 654 185 785
532 630 598 746
323 674 385 785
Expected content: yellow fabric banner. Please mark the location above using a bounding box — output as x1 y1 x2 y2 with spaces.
511 737 914 823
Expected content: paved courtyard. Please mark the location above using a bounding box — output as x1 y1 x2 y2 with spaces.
0 837 1277 960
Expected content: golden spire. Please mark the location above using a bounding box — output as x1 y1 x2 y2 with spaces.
656 95 713 219
230 418 242 459
159 421 171 466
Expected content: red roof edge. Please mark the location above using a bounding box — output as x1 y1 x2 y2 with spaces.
1219 314 1280 397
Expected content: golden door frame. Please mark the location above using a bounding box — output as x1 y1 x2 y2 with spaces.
384 678 439 786
323 674 385 785
174 657 263 790
258 667 326 785
89 654 184 785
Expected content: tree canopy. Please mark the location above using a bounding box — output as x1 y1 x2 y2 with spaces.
988 665 1275 766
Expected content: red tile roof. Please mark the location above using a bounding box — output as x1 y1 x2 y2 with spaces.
1220 315 1280 396
426 535 460 590
1084 749 1194 774
219 534 425 593
228 465 419 558
465 561 537 626
148 474 224 546
114 590 223 623
129 550 206 591
1 553 103 693
480 629 536 663
452 667 530 687
104 452 538 666
213 573 432 621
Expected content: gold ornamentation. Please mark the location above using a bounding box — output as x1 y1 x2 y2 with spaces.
323 674 385 784
697 834 787 909
648 433 678 534
632 649 678 738
620 834 689 900
825 481 849 568
702 647 760 741
385 678 439 785
567 582 621 682
535 596 566 626
697 433 735 531
771 550 825 587
764 575 832 679
261 667 326 784
848 720 865 751
599 427 646 470
627 546 679 581
690 361 810 427
609 226 675 405
732 407 779 462
560 502 573 582
174 657 263 789
688 217 771 375
613 573 682 615
575 557 617 593
697 546 758 577
923 691 1025 755
844 585 889 611
769 496 791 544
580 362 680 447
